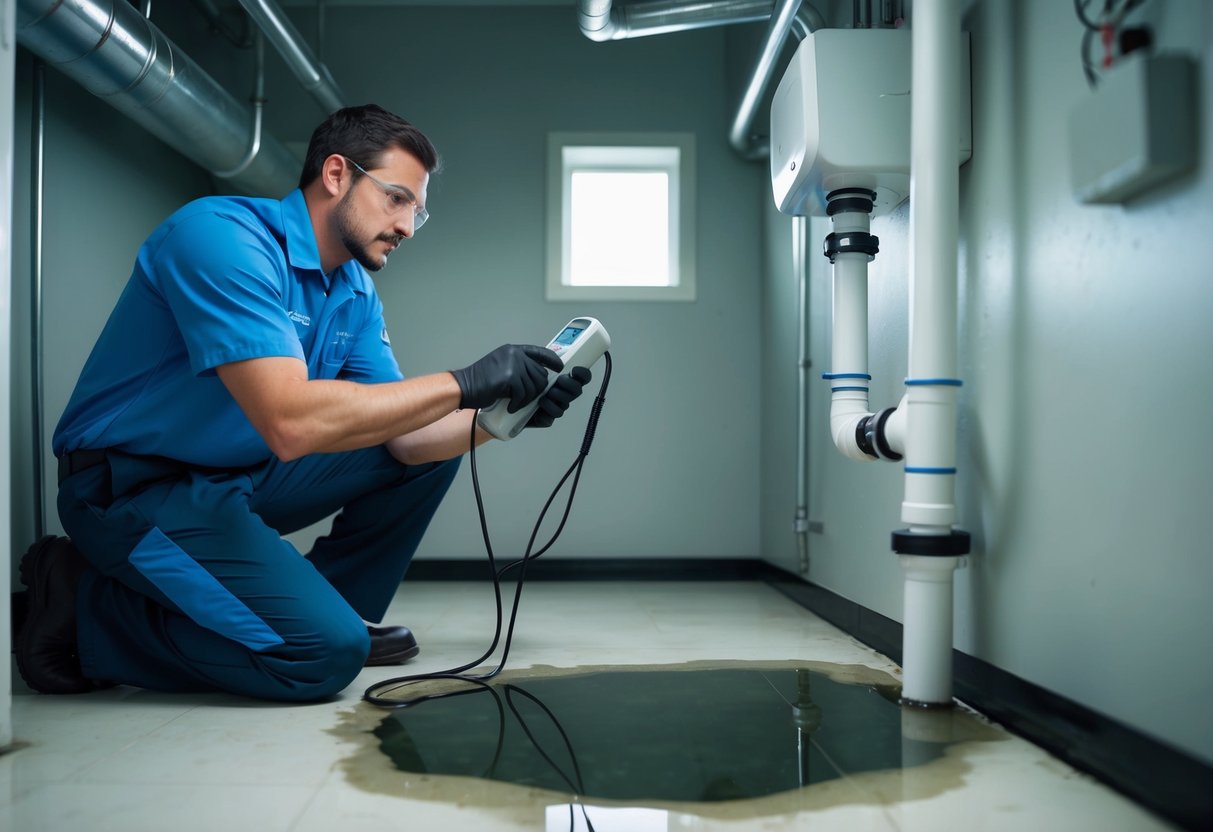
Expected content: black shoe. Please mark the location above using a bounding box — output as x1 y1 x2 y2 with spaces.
365 624 420 666
15 536 96 694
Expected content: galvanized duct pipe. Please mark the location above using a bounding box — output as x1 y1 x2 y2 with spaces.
16 0 298 197
577 0 823 159
728 0 819 159
580 0 776 40
235 0 344 115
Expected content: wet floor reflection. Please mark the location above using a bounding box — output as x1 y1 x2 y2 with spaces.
368 663 987 804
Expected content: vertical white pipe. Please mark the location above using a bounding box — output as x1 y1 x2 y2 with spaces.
832 255 869 376
900 554 959 704
908 0 960 389
904 0 961 528
828 207 876 462
900 0 962 705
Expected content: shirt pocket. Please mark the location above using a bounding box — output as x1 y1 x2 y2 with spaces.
316 307 355 379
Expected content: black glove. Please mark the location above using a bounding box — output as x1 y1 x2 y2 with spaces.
527 366 593 429
450 344 564 412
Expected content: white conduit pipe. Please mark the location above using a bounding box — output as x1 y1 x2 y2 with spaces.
827 258 873 460
898 0 964 707
824 203 878 463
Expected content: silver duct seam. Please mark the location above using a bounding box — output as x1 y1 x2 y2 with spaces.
17 0 298 197
577 0 823 159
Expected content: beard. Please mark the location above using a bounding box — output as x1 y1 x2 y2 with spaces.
333 190 402 272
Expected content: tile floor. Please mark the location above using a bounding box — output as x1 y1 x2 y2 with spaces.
2 580 1175 831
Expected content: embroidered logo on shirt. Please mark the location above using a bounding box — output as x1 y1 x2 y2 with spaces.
380 327 392 346
288 310 311 327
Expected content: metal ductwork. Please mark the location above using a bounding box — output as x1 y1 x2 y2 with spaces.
16 0 299 197
578 0 824 160
234 0 345 115
579 0 780 40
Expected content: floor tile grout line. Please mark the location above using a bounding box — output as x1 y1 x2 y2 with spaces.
64 703 206 782
285 760 343 832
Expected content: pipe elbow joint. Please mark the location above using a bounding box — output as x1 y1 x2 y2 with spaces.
578 12 616 41
830 409 877 462
857 406 905 462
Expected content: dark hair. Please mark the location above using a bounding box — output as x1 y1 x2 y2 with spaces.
298 104 441 189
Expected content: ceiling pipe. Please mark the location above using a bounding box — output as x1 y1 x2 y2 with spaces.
580 0 775 40
234 0 345 115
577 0 823 159
16 0 297 197
729 0 819 159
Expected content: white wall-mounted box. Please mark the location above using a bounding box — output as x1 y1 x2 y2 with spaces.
770 28 972 217
1068 54 1197 205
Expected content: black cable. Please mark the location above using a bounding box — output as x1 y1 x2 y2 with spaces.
1081 26 1099 88
364 353 613 708
1075 0 1150 88
1074 0 1102 31
504 684 597 832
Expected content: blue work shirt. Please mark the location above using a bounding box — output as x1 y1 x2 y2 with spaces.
53 189 403 468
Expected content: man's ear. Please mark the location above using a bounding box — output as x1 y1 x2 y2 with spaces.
320 154 347 197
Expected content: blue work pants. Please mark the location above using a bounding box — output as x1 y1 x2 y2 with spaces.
57 447 459 701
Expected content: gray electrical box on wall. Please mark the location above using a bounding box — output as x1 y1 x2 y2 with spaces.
1068 54 1198 205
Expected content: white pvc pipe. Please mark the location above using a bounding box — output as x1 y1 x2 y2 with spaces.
899 0 963 706
904 0 961 531
884 393 909 455
899 554 959 705
828 208 877 462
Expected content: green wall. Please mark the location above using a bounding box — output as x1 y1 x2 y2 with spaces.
8 53 213 578
9 5 765 567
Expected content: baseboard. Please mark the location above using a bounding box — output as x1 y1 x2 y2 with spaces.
768 578 1213 832
406 557 789 582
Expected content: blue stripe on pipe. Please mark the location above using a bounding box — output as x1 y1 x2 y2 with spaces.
905 466 958 475
904 378 964 386
831 386 871 393
822 373 872 380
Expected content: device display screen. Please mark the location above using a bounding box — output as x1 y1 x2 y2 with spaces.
553 325 584 347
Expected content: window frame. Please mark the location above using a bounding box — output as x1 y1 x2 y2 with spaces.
546 132 696 302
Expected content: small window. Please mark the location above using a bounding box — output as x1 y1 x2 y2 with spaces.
547 133 696 302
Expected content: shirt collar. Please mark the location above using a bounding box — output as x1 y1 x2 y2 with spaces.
281 188 370 297
282 190 319 267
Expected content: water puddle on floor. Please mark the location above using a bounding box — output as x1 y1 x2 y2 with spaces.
333 660 1007 826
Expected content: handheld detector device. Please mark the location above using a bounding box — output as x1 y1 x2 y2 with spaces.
476 317 611 441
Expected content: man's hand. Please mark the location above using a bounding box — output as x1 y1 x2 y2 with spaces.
450 344 564 412
527 367 592 429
